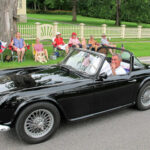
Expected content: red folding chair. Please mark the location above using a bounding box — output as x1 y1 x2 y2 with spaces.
8 40 30 61
0 40 7 62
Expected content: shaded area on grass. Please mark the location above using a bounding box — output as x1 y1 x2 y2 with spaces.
24 14 150 28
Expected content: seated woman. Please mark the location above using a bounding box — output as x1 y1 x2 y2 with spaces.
11 32 26 62
68 32 82 48
81 37 87 49
53 32 69 54
88 35 99 51
34 38 48 62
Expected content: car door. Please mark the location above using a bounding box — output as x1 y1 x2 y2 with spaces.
91 74 136 113
58 79 95 120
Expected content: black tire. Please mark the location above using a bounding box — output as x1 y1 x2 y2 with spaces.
15 102 60 144
136 81 150 110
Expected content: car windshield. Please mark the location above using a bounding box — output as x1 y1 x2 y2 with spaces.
62 49 104 75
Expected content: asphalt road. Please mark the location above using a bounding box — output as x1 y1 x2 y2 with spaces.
1 108 150 150
139 57 150 64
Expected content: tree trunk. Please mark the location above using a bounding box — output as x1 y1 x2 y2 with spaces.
72 0 77 22
115 0 121 26
34 0 37 11
13 0 18 36
44 5 47 11
0 0 18 44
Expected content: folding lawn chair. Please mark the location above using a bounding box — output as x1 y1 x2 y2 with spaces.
0 40 7 62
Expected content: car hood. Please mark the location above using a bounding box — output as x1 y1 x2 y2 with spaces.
0 65 81 93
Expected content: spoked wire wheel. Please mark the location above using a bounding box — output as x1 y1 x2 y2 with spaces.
141 86 150 107
24 109 54 139
16 102 60 144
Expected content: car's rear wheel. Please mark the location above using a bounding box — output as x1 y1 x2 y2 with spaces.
137 81 150 110
15 102 60 144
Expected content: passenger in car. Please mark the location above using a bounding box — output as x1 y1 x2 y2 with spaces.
100 60 112 76
98 50 112 76
111 54 126 75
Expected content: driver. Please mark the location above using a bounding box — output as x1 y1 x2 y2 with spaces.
111 54 126 75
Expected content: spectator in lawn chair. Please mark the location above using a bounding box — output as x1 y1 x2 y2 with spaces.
53 32 69 54
100 34 116 55
34 38 48 62
68 32 82 48
11 32 26 62
88 35 99 51
81 37 87 49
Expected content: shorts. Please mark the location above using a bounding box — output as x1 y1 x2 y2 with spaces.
57 44 67 50
14 47 25 52
72 44 82 48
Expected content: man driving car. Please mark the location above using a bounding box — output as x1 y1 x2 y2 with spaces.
111 54 126 75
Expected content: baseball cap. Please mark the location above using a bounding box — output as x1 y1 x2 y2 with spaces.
56 32 61 35
72 32 77 36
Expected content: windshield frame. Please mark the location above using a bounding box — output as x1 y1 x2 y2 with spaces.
61 48 105 78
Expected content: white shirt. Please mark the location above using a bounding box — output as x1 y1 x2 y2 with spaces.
100 60 112 76
101 38 109 45
115 66 126 75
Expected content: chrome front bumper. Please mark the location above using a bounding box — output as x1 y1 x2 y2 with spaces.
0 125 10 132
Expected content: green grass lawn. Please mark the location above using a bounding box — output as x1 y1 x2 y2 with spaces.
116 43 150 57
26 14 150 28
0 40 149 70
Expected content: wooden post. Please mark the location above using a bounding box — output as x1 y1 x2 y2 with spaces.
53 22 58 37
80 23 85 39
35 22 41 39
138 25 142 39
102 24 107 35
121 25 126 39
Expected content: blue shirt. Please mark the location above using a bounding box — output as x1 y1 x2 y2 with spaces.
13 38 24 49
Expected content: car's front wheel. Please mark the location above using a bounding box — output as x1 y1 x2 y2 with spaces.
15 102 60 144
137 81 150 110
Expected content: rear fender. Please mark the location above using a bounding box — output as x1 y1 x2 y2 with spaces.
136 77 150 100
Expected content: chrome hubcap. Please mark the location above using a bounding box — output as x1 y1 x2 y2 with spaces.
141 86 150 107
24 109 54 138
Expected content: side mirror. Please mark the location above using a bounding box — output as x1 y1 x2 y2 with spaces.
97 72 108 81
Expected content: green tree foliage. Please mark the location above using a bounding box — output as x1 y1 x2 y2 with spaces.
121 0 150 23
27 0 71 10
27 0 150 24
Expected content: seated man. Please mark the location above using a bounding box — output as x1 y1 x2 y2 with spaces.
111 54 126 75
100 34 116 55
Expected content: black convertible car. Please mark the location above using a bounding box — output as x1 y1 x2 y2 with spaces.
0 47 150 144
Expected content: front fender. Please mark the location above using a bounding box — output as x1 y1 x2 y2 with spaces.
10 97 67 126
